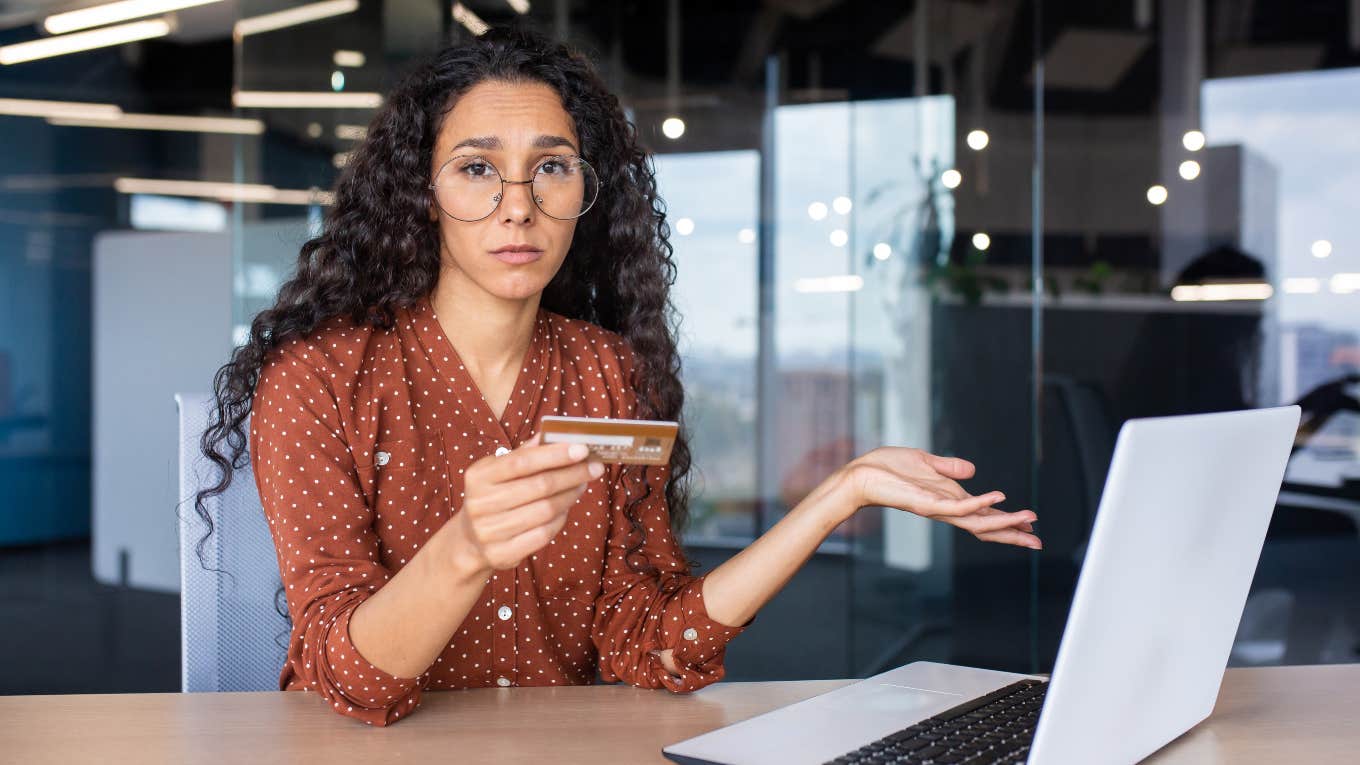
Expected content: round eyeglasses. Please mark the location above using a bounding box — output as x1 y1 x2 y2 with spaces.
429 154 601 222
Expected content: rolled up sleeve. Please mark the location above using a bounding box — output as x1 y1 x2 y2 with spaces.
588 343 750 691
250 344 425 725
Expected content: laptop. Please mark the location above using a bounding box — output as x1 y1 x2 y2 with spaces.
663 405 1301 765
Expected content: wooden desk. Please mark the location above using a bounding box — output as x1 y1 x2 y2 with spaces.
2 665 1355 763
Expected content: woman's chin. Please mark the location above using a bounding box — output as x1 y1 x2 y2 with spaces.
485 272 555 302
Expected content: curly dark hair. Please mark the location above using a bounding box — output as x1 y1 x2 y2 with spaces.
195 26 692 578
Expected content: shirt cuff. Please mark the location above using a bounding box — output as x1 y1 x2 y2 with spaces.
667 574 752 670
320 599 424 712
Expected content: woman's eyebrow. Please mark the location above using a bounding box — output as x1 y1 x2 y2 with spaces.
533 134 577 152
450 134 578 153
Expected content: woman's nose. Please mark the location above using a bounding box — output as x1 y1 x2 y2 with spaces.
499 180 537 223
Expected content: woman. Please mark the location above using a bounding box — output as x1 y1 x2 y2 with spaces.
198 27 1040 727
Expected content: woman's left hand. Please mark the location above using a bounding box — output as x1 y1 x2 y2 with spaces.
836 447 1041 550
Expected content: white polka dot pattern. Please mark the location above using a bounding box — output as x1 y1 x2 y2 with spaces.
248 295 748 726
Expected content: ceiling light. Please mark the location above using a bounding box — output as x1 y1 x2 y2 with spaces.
335 123 367 140
1330 274 1360 293
45 0 220 34
0 97 121 120
234 0 358 38
1282 278 1320 294
451 2 488 35
233 91 382 108
114 177 333 205
1169 283 1272 302
47 112 264 134
333 50 364 68
662 117 685 139
1 19 170 65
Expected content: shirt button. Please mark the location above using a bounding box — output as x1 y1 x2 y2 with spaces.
497 605 513 621
494 446 510 457
496 677 512 687
682 628 699 641
375 451 390 466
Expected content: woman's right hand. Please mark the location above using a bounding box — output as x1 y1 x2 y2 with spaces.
449 433 604 575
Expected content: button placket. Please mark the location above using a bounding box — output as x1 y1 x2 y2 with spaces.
493 563 518 686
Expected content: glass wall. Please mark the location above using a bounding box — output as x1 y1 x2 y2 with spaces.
1 0 1356 694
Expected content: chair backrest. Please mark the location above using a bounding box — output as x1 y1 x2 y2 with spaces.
177 393 287 692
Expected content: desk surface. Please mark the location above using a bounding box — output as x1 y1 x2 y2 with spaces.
2 664 1356 764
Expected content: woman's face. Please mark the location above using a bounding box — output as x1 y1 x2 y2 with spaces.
429 79 582 302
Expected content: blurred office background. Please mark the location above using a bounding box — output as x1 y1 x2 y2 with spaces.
2 0 1358 694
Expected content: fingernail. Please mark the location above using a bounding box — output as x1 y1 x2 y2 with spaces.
568 444 588 460
588 460 604 477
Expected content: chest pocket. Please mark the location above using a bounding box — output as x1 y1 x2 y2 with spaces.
354 435 451 519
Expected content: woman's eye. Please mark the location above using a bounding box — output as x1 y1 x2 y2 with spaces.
461 161 492 177
539 159 566 175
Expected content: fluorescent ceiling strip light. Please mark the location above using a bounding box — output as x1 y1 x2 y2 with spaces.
269 188 335 205
504 0 530 13
332 49 364 67
0 97 121 119
1169 283 1273 302
452 3 488 35
795 275 864 294
45 0 221 34
335 123 367 140
1282 277 1321 294
114 177 333 205
234 0 358 38
1330 273 1360 294
48 112 264 134
233 90 382 108
0 18 170 65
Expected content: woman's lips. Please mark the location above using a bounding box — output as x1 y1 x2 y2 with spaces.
490 248 545 265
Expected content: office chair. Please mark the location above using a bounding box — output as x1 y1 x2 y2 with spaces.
176 393 287 692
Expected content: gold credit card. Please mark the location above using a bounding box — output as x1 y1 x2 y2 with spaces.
538 415 678 465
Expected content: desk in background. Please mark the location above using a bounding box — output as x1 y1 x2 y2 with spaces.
1 665 1355 763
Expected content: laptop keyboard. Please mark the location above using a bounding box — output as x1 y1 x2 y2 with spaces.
823 679 1048 765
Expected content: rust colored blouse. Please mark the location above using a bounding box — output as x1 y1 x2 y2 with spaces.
248 295 747 726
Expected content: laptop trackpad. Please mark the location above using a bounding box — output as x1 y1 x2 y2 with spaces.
858 683 965 716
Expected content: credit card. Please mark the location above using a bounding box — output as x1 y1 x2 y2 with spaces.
538 415 678 465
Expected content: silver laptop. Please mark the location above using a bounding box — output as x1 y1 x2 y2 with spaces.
664 405 1301 765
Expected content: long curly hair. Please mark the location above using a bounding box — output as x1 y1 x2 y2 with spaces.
196 26 691 577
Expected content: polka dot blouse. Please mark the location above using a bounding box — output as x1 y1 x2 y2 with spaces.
248 294 748 726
